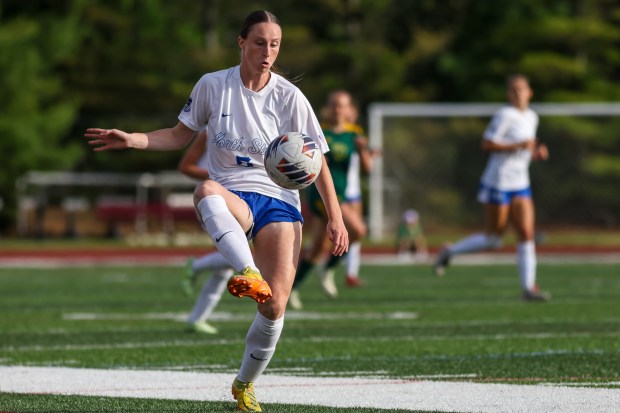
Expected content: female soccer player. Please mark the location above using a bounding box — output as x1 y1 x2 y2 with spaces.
433 74 550 302
289 90 373 309
85 11 348 412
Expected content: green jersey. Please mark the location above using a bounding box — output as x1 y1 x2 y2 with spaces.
306 123 363 218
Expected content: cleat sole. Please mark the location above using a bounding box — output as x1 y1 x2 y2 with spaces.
227 276 272 304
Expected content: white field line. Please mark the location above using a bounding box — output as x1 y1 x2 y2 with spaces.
5 309 619 353
365 252 620 265
1 252 620 268
61 310 420 322
5 333 619 354
60 311 620 327
0 366 619 413
0 257 186 268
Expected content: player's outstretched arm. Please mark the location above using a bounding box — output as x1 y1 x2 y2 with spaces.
84 122 195 152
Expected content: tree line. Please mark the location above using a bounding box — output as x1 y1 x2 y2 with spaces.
1 0 619 230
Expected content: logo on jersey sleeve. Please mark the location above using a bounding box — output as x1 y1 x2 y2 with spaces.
183 97 192 113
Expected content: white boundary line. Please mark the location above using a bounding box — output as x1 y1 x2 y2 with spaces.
1 366 618 412
0 252 619 268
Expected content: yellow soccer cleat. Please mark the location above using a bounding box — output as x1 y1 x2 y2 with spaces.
231 378 262 412
227 267 272 304
187 320 218 334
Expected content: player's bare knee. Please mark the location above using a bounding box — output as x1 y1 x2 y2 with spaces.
357 223 367 239
348 222 366 241
258 300 287 320
193 180 220 204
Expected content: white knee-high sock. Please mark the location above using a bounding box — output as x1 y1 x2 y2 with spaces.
517 241 536 291
196 195 255 273
346 241 361 278
193 251 230 274
449 233 502 255
188 268 231 323
237 312 284 383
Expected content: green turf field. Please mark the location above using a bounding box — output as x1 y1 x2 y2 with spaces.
1 262 619 412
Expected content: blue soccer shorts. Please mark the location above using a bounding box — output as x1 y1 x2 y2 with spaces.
230 190 303 239
477 183 532 205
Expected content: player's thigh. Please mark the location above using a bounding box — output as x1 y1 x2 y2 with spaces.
510 197 535 241
349 200 363 216
193 180 253 232
340 202 366 240
253 221 302 317
483 203 510 235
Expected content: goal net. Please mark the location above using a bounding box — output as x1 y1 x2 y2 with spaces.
366 103 620 241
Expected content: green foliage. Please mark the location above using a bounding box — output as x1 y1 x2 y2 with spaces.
1 0 620 230
0 2 85 227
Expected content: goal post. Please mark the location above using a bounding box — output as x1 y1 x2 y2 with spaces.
367 102 620 241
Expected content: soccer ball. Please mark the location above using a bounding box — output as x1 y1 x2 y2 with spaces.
264 132 322 189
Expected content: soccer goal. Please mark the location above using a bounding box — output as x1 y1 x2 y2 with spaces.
366 102 620 241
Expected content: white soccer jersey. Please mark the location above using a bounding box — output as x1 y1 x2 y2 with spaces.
178 66 328 210
480 106 539 190
344 152 361 201
196 150 209 172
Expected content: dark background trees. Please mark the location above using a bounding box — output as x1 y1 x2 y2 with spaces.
1 0 619 232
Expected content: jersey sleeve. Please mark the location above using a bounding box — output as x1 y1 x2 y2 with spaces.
483 108 511 142
289 90 329 154
531 111 540 136
178 75 211 131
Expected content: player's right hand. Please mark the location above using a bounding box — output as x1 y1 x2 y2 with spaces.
84 128 132 151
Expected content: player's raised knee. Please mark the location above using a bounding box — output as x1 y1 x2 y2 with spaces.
193 180 223 203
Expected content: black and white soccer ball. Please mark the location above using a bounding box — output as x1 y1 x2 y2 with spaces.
264 132 322 190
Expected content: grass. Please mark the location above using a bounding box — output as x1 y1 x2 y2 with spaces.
0 393 420 413
0 261 619 412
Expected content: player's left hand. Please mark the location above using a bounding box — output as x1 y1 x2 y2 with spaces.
355 136 369 150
